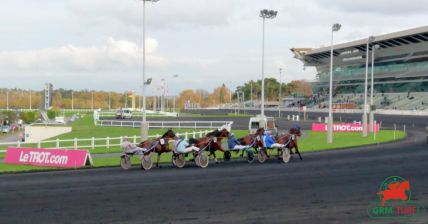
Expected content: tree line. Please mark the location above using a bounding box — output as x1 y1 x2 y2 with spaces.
0 79 311 110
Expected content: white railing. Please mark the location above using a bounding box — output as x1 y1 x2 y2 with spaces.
98 111 178 118
95 119 233 129
0 130 213 152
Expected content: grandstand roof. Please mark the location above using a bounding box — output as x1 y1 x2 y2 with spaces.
291 25 428 66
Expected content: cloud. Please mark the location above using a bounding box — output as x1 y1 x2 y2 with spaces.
0 37 165 72
314 0 428 15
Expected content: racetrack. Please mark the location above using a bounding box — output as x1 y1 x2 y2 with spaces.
1 114 427 223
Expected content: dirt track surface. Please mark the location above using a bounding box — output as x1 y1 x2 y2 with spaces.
1 114 428 223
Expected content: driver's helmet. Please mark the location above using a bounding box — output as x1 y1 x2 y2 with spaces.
292 124 301 130
123 136 129 141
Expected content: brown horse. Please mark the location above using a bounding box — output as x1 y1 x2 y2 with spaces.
189 128 229 163
276 127 303 160
238 127 265 152
137 129 176 167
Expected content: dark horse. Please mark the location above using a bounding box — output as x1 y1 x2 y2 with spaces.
276 127 303 160
189 128 229 163
137 129 176 167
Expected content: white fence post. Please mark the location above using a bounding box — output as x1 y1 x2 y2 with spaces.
74 138 77 149
199 131 202 138
38 141 41 148
185 132 188 140
106 136 110 149
120 136 123 146
17 141 21 147
133 135 137 144
91 137 95 149
205 130 208 135
56 138 60 148
193 132 196 138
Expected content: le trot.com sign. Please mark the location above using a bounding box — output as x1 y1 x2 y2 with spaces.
3 147 93 168
312 123 380 132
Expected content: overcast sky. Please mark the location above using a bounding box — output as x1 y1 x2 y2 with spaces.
1 0 427 94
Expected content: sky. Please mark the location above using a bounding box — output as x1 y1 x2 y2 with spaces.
0 0 428 95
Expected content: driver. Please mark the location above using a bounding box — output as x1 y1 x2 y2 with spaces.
174 136 201 154
121 136 147 155
262 131 286 149
227 133 250 151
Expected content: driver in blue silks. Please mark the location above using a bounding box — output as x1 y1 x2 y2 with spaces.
227 133 250 151
262 131 285 148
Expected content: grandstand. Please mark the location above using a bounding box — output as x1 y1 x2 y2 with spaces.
292 25 428 110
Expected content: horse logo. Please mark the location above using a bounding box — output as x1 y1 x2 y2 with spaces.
377 176 411 206
367 176 425 219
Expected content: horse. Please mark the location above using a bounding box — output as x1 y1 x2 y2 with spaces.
276 127 303 160
238 127 265 152
226 128 265 161
188 128 229 163
137 129 176 168
377 180 410 206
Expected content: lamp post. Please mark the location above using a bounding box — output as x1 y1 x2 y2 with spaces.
108 92 111 110
278 68 282 117
140 0 159 140
362 36 375 137
250 81 253 108
172 74 178 113
91 91 94 110
369 44 380 133
327 23 341 144
29 90 32 110
259 9 277 117
71 91 74 110
6 91 9 111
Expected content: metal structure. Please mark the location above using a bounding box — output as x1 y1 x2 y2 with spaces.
140 0 159 141
259 9 277 117
327 23 341 144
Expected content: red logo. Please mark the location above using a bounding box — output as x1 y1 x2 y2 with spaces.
377 179 410 206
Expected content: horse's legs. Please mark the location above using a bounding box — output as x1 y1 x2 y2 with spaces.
156 152 162 167
294 144 303 160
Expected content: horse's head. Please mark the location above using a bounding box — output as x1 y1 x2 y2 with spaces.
162 129 176 139
289 125 302 137
217 128 229 138
255 127 265 136
206 129 219 137
400 181 411 191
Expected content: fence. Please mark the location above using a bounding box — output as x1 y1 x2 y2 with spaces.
0 130 212 153
95 119 233 129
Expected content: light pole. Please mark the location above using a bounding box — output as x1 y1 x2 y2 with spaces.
71 91 74 110
250 81 253 108
172 74 178 113
278 68 282 117
327 23 341 144
29 90 32 110
369 44 380 133
362 36 375 137
91 91 94 110
108 92 111 110
6 91 9 111
140 0 159 140
260 9 277 117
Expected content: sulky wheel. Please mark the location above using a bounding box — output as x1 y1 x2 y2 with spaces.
198 152 209 168
282 148 291 163
257 148 267 163
224 151 231 161
174 154 186 168
195 154 200 167
120 155 132 170
247 150 254 164
141 154 153 170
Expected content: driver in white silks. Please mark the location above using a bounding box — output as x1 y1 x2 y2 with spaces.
174 136 201 154
262 131 286 148
121 136 148 155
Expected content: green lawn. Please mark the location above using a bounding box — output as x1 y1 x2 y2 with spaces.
0 114 407 173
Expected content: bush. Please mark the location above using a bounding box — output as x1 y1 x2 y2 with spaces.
21 111 39 124
47 110 56 119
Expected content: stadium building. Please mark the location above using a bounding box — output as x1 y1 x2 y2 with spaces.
292 26 428 110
